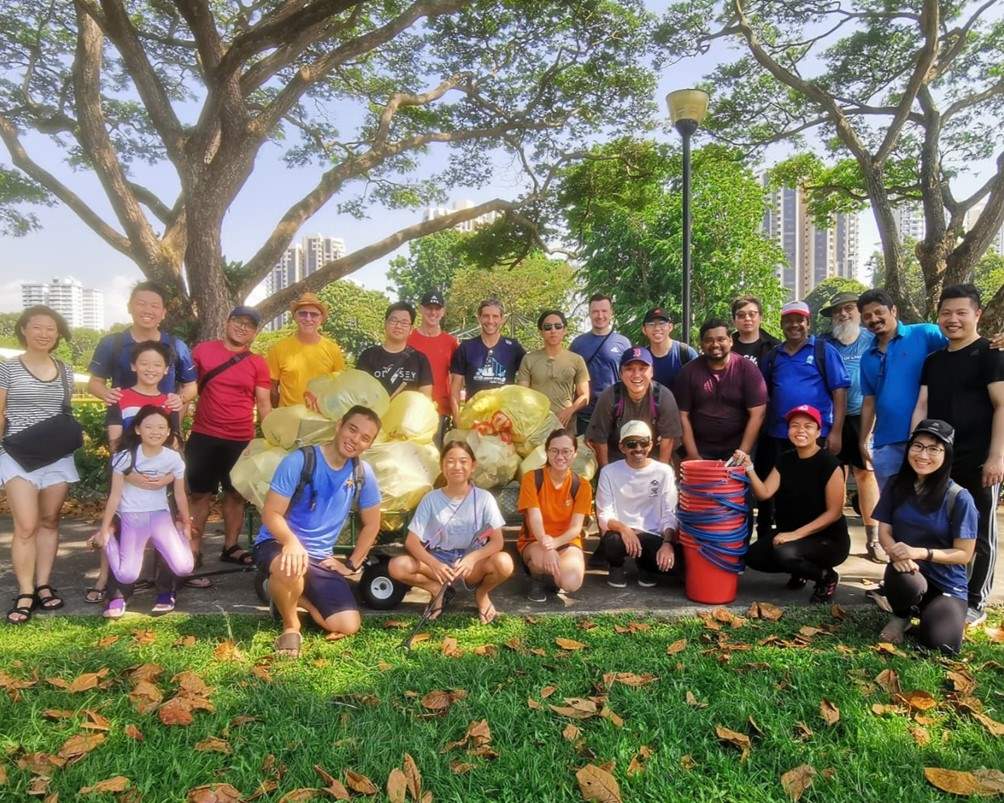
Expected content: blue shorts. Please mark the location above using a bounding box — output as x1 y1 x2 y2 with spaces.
873 441 907 492
427 546 466 565
254 539 357 619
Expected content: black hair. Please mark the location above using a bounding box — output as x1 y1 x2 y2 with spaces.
441 439 476 462
478 297 504 315
129 340 173 367
938 283 982 311
16 305 71 351
890 432 954 514
537 309 567 329
588 294 613 306
341 404 382 432
385 302 416 324
699 318 732 340
543 428 577 467
857 288 895 312
121 404 183 458
129 281 168 303
731 296 762 317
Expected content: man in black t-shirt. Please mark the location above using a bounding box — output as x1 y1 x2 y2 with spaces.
730 295 781 367
913 284 1004 627
356 302 433 398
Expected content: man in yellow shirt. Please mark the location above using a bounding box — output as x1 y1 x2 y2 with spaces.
266 293 345 407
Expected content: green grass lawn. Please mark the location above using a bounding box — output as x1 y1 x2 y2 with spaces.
0 607 1001 802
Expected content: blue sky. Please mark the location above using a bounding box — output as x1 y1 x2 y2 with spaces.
0 1 992 324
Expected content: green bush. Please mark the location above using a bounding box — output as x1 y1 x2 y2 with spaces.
71 399 110 500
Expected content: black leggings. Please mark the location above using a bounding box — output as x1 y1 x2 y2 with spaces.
883 566 967 655
745 528 849 582
600 531 680 574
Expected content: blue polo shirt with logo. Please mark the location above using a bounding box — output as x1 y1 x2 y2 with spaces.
763 335 850 438
860 322 946 448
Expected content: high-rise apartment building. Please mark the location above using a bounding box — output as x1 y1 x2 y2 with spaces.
762 178 860 297
302 234 346 276
892 202 925 242
262 235 346 331
423 199 502 232
20 276 104 330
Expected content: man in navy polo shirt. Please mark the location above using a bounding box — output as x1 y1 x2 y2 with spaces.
449 298 525 416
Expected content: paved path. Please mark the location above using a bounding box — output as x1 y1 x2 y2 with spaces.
1 511 1001 619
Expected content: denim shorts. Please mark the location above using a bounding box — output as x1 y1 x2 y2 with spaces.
427 546 466 566
254 539 357 618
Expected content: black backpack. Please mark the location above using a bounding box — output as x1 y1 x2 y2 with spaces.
761 338 831 393
288 445 366 514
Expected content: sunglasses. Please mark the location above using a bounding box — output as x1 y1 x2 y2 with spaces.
296 310 322 319
622 439 651 450
541 322 565 331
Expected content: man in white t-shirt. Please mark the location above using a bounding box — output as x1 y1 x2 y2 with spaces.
595 420 679 588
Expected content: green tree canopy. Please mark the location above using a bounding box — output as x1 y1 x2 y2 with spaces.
804 277 869 334
318 281 392 362
386 229 472 311
559 139 786 344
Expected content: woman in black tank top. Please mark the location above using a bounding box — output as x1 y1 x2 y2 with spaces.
733 405 849 603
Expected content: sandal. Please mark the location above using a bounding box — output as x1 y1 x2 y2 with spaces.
220 545 254 566
274 630 302 658
83 587 107 604
477 600 498 625
103 598 126 619
34 584 64 611
151 593 176 614
183 575 213 589
6 593 35 625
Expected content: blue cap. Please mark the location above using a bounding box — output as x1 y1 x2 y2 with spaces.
619 346 653 369
229 305 261 327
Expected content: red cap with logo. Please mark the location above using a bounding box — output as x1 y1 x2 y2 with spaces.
784 404 822 428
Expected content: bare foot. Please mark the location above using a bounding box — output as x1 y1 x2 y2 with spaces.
879 616 909 644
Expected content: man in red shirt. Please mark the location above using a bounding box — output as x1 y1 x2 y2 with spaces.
407 290 458 444
187 306 272 578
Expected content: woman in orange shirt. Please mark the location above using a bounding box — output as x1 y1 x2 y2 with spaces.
517 428 593 602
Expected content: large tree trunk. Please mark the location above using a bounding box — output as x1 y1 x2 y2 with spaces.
865 173 922 320
185 207 236 340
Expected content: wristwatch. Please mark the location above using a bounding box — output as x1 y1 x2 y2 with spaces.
345 557 357 572
926 548 933 562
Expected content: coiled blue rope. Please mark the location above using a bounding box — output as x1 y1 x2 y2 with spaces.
677 470 752 574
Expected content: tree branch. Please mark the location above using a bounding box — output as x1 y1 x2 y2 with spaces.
950 150 1004 274
943 78 1004 121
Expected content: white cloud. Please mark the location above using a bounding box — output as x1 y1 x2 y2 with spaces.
103 274 136 325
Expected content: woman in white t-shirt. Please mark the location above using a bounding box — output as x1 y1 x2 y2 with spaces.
389 440 514 624
89 406 194 618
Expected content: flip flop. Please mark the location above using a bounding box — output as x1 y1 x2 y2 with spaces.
274 631 302 658
477 601 498 625
183 575 213 589
220 545 255 566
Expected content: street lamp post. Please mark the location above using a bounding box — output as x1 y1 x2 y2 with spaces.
666 89 710 346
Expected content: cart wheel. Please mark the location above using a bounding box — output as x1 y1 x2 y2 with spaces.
360 556 407 610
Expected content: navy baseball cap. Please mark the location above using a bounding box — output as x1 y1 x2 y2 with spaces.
420 290 445 307
912 419 955 446
619 346 653 369
229 305 261 327
643 307 672 324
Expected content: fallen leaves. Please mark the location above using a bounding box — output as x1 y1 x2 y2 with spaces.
550 698 599 720
79 776 130 795
602 672 658 689
714 725 752 760
924 767 1004 797
971 712 1004 737
420 689 466 713
555 637 588 651
895 690 938 712
195 737 232 754
313 765 349 800
576 763 621 803
58 732 106 764
747 601 784 621
213 640 245 662
187 783 243 802
46 668 109 693
626 746 653 776
124 724 144 740
562 724 583 743
819 699 840 727
440 637 462 658
344 769 378 796
129 680 164 714
685 690 708 709
613 622 650 634
780 765 816 802
665 639 688 655
443 719 496 759
874 669 901 695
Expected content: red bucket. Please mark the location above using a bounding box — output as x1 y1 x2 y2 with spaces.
679 532 742 605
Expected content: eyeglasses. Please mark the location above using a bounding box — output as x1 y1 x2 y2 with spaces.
296 310 322 319
547 448 574 457
735 311 760 319
645 320 669 328
622 439 651 450
909 442 945 456
386 318 412 328
541 322 565 331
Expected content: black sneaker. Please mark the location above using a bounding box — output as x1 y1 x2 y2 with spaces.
637 570 658 588
785 574 807 590
810 570 839 603
527 576 548 603
607 566 627 589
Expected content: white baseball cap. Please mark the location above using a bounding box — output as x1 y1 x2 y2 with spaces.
619 420 652 442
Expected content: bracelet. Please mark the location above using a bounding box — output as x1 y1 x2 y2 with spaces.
926 548 933 563
345 557 357 572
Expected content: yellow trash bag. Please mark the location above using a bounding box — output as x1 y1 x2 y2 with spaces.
229 438 290 511
518 436 598 481
467 430 520 489
261 405 337 450
457 386 554 446
515 411 562 457
363 441 438 531
307 369 390 422
381 390 439 444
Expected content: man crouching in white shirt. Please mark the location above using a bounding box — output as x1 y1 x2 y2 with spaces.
595 420 680 588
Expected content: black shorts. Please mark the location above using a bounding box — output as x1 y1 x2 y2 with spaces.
185 432 249 495
836 415 866 470
254 539 358 618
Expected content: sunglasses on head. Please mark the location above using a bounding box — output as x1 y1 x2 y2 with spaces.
622 439 651 450
541 322 565 331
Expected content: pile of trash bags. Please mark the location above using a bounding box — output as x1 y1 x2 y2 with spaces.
230 370 440 529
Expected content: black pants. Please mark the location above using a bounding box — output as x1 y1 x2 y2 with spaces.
745 527 849 582
883 566 967 654
952 464 1000 610
753 436 790 540
600 530 681 574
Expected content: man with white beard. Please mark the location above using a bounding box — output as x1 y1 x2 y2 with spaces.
820 292 885 563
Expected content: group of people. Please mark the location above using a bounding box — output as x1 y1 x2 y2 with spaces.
1 280 1000 659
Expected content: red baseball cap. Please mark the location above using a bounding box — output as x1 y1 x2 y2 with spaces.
784 404 822 428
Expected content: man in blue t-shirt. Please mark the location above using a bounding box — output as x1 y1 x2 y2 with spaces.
570 294 631 437
641 306 698 390
254 406 383 656
449 298 525 416
821 291 883 563
857 289 947 492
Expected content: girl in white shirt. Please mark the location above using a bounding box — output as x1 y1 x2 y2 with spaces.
89 406 193 618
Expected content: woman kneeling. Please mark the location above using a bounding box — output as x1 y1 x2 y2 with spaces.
517 429 592 602
873 420 977 655
735 404 849 603
389 440 513 624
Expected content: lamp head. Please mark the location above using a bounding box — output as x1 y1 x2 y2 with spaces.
666 88 710 132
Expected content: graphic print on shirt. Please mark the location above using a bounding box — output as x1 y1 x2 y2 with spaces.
473 348 508 386
649 479 660 497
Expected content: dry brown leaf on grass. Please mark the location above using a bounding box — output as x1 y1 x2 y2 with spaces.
0 765 7 785
313 765 350 800
387 769 408 803
420 689 466 712
874 669 902 695
830 603 846 621
0 670 37 691
540 685 558 699
27 776 50 796
383 619 410 629
626 746 653 776
527 698 542 710
251 664 273 683
344 769 379 796
793 722 814 741
550 698 599 720
666 639 688 655
555 637 588 651
924 767 1004 796
16 751 65 774
129 680 163 714
946 670 977 695
195 737 232 754
613 622 651 634
576 763 621 803
685 691 708 709
472 644 497 657
910 725 931 746
747 601 784 621
563 724 583 742
42 709 74 720
441 637 462 658
403 753 423 800
780 765 816 802
602 672 658 689
600 706 624 728
129 663 163 683
715 725 752 760
896 690 938 711
96 635 119 648
175 635 198 648
46 668 109 693
124 724 143 741
819 699 840 727
58 732 105 762
213 640 244 661
174 671 213 697
579 619 598 630
132 629 156 646
187 784 243 803
158 697 194 727
971 712 1004 737
79 776 130 795
871 704 908 716
81 709 111 732
450 762 474 775
875 641 906 656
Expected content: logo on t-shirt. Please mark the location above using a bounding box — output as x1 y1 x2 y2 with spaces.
649 479 661 497
473 350 508 386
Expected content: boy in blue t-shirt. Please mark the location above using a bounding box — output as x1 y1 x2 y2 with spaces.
254 406 383 657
